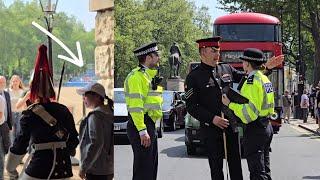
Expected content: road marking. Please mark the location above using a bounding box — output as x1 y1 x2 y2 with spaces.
31 21 84 67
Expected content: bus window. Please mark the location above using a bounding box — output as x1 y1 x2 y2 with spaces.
216 24 277 42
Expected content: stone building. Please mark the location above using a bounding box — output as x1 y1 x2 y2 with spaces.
89 0 114 97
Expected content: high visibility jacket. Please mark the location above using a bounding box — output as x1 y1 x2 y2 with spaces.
124 66 163 132
228 70 275 124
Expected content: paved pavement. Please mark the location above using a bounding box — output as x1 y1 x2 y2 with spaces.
288 116 320 135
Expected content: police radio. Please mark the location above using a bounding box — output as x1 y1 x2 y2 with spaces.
151 65 163 90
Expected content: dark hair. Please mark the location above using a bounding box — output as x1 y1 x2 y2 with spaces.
137 54 148 64
85 91 114 112
106 96 114 112
248 61 265 70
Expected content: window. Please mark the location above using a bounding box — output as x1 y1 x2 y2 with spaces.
215 24 278 42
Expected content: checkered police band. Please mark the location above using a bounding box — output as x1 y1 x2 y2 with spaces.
134 46 159 56
241 55 264 62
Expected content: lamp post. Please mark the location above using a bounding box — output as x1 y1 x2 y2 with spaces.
39 0 59 77
296 0 304 119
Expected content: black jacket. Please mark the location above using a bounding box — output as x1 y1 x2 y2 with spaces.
3 91 13 130
10 102 79 179
185 62 244 131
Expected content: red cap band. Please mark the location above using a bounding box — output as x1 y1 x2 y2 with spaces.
198 41 220 48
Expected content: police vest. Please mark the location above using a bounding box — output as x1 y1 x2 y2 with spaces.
229 70 275 124
124 67 163 131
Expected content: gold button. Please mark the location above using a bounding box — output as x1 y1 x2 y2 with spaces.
64 172 67 175
63 160 66 164
55 162 58 165
54 172 58 176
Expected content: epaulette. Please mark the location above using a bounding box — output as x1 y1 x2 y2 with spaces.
247 75 254 84
190 65 200 72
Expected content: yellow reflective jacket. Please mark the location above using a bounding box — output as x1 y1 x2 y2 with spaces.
229 70 275 124
124 66 163 131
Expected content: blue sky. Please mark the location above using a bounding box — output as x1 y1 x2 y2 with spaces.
4 0 227 31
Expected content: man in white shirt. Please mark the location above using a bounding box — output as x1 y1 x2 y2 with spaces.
300 90 309 123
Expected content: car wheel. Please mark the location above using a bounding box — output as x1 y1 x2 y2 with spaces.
186 145 196 155
169 114 177 131
158 120 164 138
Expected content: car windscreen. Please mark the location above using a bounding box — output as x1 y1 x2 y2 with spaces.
216 24 276 42
114 90 125 103
162 91 173 110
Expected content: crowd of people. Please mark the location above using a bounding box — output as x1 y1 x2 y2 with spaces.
281 82 320 130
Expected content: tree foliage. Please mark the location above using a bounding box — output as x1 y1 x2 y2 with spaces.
0 0 95 85
114 0 212 87
218 0 320 86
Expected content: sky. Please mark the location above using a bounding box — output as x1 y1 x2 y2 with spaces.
4 0 228 31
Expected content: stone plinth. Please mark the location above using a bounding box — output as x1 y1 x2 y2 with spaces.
167 78 185 92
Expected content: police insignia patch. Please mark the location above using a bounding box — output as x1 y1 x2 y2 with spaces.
263 83 274 93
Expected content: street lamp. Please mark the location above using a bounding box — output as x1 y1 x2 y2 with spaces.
39 0 59 77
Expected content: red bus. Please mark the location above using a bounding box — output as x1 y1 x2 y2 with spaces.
213 12 284 132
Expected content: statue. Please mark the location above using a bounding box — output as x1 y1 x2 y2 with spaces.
168 42 182 78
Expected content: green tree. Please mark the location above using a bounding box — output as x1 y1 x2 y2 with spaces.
115 0 212 87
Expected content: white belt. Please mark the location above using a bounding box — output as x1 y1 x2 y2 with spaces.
21 141 67 180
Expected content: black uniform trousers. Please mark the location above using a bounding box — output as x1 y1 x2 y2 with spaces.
204 126 243 180
243 118 273 180
127 115 158 180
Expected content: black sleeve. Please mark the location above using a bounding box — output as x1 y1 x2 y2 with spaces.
185 74 215 125
229 65 245 83
10 113 31 155
5 93 12 130
64 108 79 155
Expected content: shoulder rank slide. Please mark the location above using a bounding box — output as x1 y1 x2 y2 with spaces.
247 75 254 84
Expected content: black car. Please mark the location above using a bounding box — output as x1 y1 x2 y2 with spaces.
162 91 187 131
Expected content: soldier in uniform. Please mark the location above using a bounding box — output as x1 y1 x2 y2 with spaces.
185 37 244 180
185 37 283 180
222 48 275 180
124 42 163 180
5 44 79 180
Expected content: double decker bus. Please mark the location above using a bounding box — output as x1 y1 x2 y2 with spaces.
214 12 284 133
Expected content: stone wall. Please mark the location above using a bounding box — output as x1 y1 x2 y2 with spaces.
90 0 114 98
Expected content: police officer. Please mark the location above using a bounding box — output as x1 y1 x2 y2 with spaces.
5 44 79 180
124 42 163 180
185 37 245 180
222 48 274 180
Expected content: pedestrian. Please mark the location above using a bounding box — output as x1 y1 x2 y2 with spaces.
8 75 25 142
315 87 320 132
124 42 163 180
0 94 7 180
300 89 309 123
282 90 292 123
222 48 274 180
5 44 79 180
0 76 13 132
77 82 114 180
